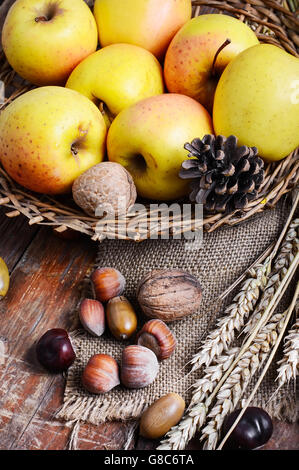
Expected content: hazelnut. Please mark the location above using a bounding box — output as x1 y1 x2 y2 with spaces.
79 298 105 337
106 296 138 340
137 269 202 322
137 319 176 360
91 267 125 302
72 162 137 217
121 345 159 389
140 393 185 439
82 354 120 394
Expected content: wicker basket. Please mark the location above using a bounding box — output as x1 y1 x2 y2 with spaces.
0 0 298 241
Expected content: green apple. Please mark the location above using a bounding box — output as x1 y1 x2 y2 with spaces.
93 0 192 59
213 44 299 162
107 93 213 201
164 14 259 113
66 44 164 123
2 0 98 86
0 87 107 194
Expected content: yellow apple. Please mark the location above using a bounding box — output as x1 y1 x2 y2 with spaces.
213 44 299 162
0 87 107 194
93 0 192 59
66 44 164 122
2 0 98 86
164 14 259 113
107 94 213 201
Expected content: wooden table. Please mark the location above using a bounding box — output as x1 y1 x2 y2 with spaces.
0 0 298 452
0 212 298 451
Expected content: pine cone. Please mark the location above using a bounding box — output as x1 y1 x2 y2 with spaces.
179 135 265 213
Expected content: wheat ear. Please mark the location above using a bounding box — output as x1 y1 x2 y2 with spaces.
275 317 299 391
189 265 268 371
157 348 239 450
200 312 286 450
217 282 299 449
243 219 298 335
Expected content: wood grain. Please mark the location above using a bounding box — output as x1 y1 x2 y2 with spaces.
0 0 298 451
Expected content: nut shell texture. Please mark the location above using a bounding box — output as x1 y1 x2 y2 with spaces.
91 267 126 302
137 269 202 322
82 354 120 394
107 296 137 340
137 319 176 360
121 345 159 389
72 161 137 217
140 393 185 439
79 298 105 337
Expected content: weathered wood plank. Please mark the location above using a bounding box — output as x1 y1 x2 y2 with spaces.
0 226 97 449
0 210 39 271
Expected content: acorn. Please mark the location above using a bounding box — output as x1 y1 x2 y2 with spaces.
140 393 185 439
91 267 125 302
82 353 120 394
137 319 176 361
121 345 159 389
79 298 105 337
106 296 138 340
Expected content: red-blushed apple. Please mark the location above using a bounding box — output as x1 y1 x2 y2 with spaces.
66 44 164 124
107 93 213 201
93 0 192 60
0 87 107 194
2 0 98 86
164 14 259 113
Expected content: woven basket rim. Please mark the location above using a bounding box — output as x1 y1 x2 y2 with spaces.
0 0 298 241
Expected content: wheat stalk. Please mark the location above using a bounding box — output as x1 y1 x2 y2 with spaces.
157 199 299 451
243 219 298 335
157 348 239 450
217 282 299 449
189 266 268 371
200 312 286 450
189 218 299 371
275 317 299 391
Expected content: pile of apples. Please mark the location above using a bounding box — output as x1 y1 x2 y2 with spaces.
0 0 298 202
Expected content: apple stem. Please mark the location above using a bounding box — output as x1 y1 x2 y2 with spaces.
211 38 231 77
35 16 48 22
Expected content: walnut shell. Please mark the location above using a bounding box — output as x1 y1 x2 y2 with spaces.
72 162 137 217
137 269 202 322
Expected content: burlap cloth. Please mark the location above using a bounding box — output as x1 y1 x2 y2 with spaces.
58 201 297 432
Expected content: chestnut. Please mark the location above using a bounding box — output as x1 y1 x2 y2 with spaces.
36 328 76 373
137 319 176 360
222 407 273 449
106 296 137 340
79 298 105 337
82 353 120 394
91 267 126 302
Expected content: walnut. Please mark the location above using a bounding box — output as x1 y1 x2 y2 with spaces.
72 162 137 217
137 269 202 322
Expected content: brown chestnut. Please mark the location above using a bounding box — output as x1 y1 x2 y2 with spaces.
137 319 176 360
137 269 202 322
79 298 105 337
91 267 125 302
82 353 120 394
106 296 137 340
36 329 76 373
140 393 185 439
121 345 159 389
